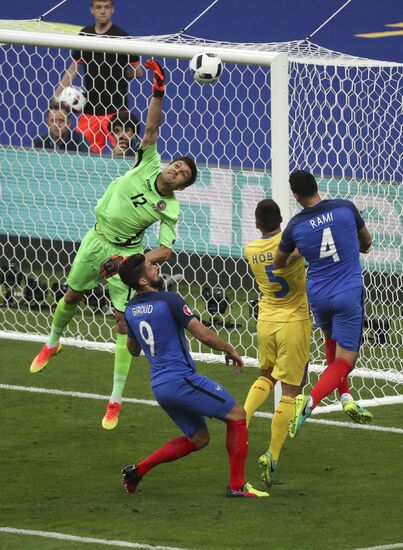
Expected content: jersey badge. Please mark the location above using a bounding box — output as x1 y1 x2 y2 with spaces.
154 200 167 212
183 304 192 316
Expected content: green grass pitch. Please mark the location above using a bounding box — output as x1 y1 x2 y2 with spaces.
1 339 402 550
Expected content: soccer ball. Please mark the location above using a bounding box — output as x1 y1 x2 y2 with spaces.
58 86 87 112
189 52 223 84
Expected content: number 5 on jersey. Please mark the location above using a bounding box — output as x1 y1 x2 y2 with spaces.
320 227 340 262
264 265 289 298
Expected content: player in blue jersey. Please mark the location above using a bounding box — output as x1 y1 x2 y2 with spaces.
274 170 373 438
116 253 269 498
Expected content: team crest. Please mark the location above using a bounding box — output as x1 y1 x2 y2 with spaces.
154 200 167 212
183 304 192 316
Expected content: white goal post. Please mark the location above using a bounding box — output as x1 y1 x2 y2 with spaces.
0 22 401 413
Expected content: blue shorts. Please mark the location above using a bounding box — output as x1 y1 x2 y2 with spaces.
309 286 364 352
152 372 236 437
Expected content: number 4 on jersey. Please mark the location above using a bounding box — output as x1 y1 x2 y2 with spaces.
320 227 340 262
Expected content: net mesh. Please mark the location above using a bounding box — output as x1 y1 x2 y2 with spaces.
0 23 402 408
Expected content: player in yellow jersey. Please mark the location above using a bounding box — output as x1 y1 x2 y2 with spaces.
244 199 311 487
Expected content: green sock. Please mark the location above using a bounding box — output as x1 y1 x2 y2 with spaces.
47 298 78 347
110 333 133 403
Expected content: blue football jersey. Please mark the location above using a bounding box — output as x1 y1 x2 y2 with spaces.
124 290 196 387
279 199 365 299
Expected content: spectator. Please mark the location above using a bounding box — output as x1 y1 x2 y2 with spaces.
33 99 89 153
55 0 143 153
107 111 141 157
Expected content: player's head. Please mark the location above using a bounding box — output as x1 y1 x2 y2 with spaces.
119 254 164 291
90 0 114 24
289 170 318 198
161 157 197 190
255 199 282 233
109 111 140 143
46 99 71 140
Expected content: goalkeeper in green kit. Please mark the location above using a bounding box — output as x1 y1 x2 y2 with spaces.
30 59 198 430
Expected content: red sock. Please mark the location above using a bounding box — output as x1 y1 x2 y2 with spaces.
325 338 336 365
310 358 352 409
337 376 350 397
137 436 197 476
325 338 350 397
226 419 248 490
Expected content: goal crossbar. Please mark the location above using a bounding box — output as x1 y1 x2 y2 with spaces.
0 28 282 66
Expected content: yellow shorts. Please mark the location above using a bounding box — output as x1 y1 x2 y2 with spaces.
257 318 311 386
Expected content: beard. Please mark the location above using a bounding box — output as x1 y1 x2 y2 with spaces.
149 276 165 291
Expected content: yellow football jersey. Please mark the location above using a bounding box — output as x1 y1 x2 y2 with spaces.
244 232 309 322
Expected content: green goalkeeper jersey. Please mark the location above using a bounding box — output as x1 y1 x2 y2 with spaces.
95 144 179 249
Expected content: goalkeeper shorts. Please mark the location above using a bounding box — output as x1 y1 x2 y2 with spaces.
67 227 143 312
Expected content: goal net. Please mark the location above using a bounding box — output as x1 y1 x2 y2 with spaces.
0 21 401 412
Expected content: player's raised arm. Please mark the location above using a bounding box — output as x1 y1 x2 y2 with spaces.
186 318 244 372
55 61 79 97
273 249 290 269
144 246 172 264
141 59 166 148
274 222 294 268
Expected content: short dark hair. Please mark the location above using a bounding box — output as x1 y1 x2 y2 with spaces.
48 98 71 117
289 170 318 197
170 156 198 187
255 199 282 232
90 0 114 6
109 111 140 136
119 254 146 290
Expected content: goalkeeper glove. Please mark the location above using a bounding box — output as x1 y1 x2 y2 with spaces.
144 58 166 98
99 255 127 279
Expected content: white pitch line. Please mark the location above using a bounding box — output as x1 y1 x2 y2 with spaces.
0 384 159 407
1 383 402 434
0 527 192 550
354 543 403 550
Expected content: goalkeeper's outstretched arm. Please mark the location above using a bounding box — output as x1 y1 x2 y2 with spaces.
141 59 166 148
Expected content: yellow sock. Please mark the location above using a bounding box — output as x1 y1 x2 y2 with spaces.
269 396 295 462
244 376 274 426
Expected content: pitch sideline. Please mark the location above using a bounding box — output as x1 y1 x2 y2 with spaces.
0 527 192 550
1 383 402 434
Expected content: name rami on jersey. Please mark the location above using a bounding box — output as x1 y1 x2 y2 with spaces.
309 212 334 229
131 304 153 316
